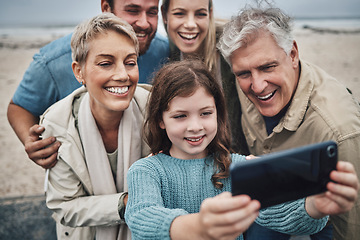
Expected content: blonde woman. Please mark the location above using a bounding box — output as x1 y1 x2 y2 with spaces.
41 13 150 239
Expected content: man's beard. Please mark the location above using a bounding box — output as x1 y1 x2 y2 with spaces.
139 32 156 55
134 27 156 56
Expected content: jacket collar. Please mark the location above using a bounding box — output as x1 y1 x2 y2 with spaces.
276 60 314 132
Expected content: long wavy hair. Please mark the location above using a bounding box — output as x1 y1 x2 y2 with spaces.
145 60 232 188
161 0 217 72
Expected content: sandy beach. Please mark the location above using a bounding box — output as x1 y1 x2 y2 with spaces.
0 28 360 199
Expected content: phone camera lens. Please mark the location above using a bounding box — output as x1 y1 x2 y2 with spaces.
327 145 336 158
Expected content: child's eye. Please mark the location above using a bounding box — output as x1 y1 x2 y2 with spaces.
201 111 213 116
173 114 186 119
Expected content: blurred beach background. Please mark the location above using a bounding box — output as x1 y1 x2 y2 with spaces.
0 0 359 235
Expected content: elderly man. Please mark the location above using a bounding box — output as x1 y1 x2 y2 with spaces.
218 7 360 240
7 0 169 169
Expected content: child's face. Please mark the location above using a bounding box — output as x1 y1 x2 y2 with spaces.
160 87 217 159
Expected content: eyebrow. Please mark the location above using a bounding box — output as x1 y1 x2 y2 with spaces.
95 53 137 59
169 105 215 114
257 61 278 70
171 7 208 11
125 4 158 10
234 60 278 76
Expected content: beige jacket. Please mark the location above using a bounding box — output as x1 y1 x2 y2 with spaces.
238 60 360 240
40 85 150 239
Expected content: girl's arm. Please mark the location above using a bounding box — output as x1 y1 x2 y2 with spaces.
125 160 260 240
170 192 260 240
125 162 188 239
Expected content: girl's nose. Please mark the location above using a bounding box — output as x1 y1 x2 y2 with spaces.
187 116 203 132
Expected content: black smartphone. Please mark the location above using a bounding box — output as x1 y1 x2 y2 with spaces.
230 141 338 209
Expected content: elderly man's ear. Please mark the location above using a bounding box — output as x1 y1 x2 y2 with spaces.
290 40 300 69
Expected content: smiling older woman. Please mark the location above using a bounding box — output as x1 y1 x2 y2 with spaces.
40 13 150 239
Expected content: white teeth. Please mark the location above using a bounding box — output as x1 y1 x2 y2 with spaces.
179 33 198 40
186 136 203 142
106 86 129 94
136 33 146 38
257 91 275 100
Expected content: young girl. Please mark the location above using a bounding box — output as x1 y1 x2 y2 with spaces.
124 60 357 239
161 0 248 154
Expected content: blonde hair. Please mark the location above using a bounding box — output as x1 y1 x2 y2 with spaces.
71 12 139 66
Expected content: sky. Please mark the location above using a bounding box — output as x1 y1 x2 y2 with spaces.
0 0 360 27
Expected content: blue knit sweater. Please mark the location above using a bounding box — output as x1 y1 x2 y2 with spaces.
125 153 327 239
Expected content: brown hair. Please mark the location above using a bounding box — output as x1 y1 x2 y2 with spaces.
145 60 231 188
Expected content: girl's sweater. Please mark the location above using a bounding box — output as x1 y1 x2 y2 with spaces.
125 153 327 239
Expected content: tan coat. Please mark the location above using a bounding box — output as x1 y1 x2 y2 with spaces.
40 85 150 239
238 60 360 240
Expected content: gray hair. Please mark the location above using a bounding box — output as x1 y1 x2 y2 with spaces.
71 12 139 66
217 7 294 64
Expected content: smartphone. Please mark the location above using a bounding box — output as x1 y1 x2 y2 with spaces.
230 141 338 209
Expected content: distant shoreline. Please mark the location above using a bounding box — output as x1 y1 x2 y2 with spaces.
1 18 359 50
302 25 360 34
1 16 359 29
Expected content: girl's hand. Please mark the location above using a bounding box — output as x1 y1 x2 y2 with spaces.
197 192 260 240
170 192 260 240
305 161 359 219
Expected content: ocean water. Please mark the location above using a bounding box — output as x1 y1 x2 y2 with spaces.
0 18 359 40
0 26 75 38
294 17 360 30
